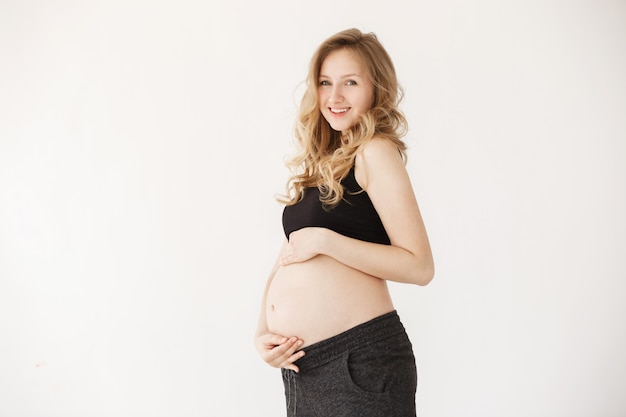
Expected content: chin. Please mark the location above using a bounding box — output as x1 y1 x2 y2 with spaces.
323 115 354 132
328 121 352 132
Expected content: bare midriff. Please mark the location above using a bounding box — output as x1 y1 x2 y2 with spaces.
266 254 395 348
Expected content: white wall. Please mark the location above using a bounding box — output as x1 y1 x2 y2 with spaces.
1 1 624 416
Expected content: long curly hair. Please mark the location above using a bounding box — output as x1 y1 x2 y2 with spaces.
279 28 408 208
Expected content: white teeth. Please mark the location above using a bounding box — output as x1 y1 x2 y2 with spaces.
330 108 349 114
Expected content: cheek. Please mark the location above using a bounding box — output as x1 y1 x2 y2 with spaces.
318 90 327 106
360 87 374 109
355 96 371 114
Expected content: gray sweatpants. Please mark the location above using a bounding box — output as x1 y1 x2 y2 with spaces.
281 310 417 417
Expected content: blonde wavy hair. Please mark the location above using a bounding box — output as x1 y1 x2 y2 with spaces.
280 28 408 208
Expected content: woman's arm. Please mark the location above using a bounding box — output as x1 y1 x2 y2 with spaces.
254 239 306 372
281 138 434 286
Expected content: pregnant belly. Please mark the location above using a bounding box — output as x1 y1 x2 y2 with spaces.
265 255 394 347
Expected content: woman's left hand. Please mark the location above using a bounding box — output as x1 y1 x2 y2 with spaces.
281 227 326 266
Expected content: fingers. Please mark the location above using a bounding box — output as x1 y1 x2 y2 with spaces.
280 245 294 266
260 333 289 347
281 348 306 373
283 361 301 373
255 333 307 372
280 254 292 266
264 336 306 372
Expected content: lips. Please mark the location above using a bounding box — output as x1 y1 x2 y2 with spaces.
330 107 350 114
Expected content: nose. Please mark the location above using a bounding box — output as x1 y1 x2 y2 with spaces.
329 85 343 103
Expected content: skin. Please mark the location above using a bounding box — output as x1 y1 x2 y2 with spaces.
254 48 434 373
254 239 306 372
318 49 375 133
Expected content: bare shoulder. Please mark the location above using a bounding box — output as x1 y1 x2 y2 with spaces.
355 138 406 190
360 137 402 160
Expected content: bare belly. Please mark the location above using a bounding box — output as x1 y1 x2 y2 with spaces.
266 254 395 347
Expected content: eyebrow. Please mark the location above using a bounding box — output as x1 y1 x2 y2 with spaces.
319 73 363 79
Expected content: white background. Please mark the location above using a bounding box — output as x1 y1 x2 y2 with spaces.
1 1 625 416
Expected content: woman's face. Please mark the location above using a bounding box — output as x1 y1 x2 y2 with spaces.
318 49 374 133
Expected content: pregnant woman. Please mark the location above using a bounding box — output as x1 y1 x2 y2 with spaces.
254 28 434 417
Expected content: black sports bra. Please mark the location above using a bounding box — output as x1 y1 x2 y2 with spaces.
282 167 391 245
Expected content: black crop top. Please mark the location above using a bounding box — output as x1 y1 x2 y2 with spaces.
282 167 391 245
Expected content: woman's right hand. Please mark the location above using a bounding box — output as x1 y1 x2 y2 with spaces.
254 333 306 373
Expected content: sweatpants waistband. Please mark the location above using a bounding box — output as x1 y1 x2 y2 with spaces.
294 310 407 373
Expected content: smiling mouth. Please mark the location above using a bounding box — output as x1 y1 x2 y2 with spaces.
330 107 350 114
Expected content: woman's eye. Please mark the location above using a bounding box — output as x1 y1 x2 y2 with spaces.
319 80 330 86
346 80 357 86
